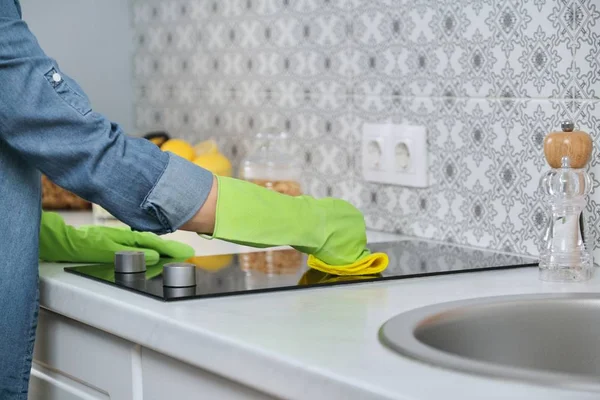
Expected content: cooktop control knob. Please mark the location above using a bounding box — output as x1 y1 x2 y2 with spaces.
163 263 196 287
163 286 196 299
114 251 146 274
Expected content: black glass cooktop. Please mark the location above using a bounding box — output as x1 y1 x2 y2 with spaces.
64 239 538 302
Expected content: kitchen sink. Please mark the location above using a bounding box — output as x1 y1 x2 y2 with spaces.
380 293 600 392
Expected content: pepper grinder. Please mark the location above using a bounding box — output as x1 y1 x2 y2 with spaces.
538 121 594 282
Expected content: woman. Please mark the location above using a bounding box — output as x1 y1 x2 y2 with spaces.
0 1 383 398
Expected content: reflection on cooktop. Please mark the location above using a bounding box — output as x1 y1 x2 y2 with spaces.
64 239 538 301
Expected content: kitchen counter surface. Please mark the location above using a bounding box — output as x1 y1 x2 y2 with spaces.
38 212 600 400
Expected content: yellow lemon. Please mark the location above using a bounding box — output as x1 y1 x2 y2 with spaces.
149 137 166 147
193 139 219 156
143 131 170 147
193 153 232 177
161 139 195 161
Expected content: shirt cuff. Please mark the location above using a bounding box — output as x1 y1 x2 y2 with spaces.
141 153 214 234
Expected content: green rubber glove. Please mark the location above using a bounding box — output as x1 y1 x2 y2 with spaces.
39 212 195 264
211 176 371 266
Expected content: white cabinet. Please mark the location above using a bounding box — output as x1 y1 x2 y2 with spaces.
30 309 275 400
30 309 141 400
29 361 109 400
141 349 275 400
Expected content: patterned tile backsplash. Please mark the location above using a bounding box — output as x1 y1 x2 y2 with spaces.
131 0 600 258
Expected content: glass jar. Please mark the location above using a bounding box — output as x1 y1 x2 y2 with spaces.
240 250 305 290
239 130 302 196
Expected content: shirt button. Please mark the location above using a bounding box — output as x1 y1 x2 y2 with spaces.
52 73 62 83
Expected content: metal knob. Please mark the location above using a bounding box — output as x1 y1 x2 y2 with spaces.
163 263 196 287
561 121 575 132
163 286 196 299
114 272 147 291
114 251 146 274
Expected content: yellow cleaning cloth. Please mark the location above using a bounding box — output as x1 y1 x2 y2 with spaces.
306 252 389 276
298 268 383 285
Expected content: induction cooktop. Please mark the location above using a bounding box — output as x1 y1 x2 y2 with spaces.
64 239 538 302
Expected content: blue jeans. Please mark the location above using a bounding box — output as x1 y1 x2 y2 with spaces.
0 1 213 397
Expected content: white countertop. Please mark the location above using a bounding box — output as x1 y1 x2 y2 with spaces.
38 212 600 400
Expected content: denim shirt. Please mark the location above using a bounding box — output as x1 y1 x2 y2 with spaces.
0 0 213 234
0 1 212 395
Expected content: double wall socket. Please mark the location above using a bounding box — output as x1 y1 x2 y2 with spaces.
362 123 428 188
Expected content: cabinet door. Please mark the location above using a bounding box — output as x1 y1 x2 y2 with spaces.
33 308 142 400
141 348 276 400
29 361 109 400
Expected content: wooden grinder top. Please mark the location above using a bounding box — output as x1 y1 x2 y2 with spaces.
543 121 593 169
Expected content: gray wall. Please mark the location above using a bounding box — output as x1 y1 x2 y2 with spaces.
21 0 135 134
130 0 600 259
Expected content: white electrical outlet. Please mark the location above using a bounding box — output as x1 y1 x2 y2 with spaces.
362 123 428 187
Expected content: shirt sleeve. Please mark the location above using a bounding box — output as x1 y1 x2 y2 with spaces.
0 9 213 234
